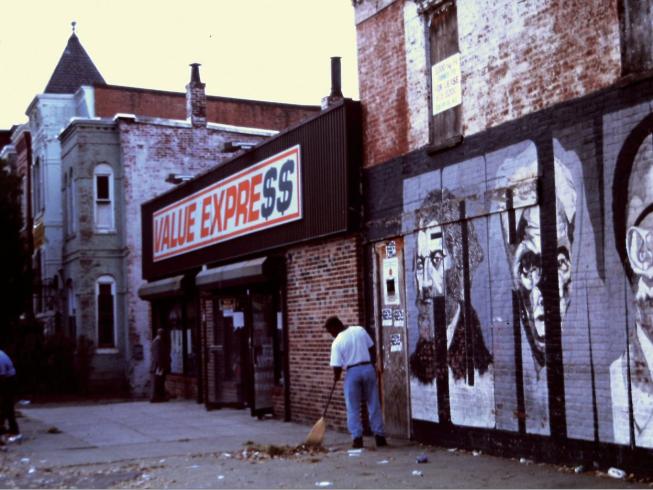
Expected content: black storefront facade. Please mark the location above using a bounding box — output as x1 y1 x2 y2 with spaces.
139 100 364 422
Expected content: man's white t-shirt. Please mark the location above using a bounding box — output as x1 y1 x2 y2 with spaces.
330 326 374 368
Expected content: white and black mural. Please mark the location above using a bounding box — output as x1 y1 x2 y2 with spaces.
409 188 495 428
610 113 653 448
384 85 653 462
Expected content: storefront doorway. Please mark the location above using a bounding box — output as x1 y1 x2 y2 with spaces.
211 287 281 417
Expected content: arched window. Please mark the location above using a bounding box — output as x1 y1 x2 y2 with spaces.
94 164 114 231
96 275 116 349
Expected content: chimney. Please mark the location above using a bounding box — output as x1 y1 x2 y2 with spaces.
321 57 345 110
186 63 207 127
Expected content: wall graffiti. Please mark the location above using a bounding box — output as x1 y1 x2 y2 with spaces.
610 113 653 447
396 99 653 450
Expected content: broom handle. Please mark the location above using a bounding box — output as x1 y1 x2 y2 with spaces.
322 379 337 418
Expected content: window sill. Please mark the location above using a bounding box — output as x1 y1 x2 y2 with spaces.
94 229 117 235
426 134 463 155
96 348 119 355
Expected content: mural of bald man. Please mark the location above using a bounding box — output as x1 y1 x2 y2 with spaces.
610 116 653 448
497 153 576 434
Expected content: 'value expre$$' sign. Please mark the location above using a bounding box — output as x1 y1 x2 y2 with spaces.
152 145 302 262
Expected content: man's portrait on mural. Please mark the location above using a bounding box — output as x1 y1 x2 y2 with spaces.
498 159 576 371
409 188 494 426
610 114 653 447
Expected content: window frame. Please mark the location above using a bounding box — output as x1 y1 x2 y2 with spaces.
93 163 115 232
95 275 118 352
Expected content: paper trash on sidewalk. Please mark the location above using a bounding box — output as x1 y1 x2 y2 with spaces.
412 470 423 477
608 467 626 479
377 459 389 465
347 449 363 457
217 475 225 481
315 481 333 487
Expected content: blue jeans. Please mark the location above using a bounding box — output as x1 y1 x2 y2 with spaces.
344 364 385 438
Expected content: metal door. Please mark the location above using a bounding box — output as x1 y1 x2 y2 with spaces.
374 238 411 438
249 290 275 416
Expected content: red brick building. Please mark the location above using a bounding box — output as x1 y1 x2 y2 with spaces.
354 0 653 473
139 62 364 430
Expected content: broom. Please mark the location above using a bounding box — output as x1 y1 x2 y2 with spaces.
305 379 337 446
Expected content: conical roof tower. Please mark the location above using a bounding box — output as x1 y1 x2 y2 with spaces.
44 22 105 94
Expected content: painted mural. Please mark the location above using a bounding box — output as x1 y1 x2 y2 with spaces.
399 102 653 449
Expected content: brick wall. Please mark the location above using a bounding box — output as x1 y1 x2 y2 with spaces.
94 85 320 131
285 235 365 432
355 0 622 167
363 73 653 471
119 120 270 396
356 1 409 168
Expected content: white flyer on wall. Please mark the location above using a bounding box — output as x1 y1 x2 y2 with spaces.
390 333 402 352
432 53 462 115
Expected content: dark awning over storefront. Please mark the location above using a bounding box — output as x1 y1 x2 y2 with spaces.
137 275 185 300
195 256 282 290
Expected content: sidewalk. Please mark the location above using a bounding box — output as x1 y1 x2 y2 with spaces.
0 399 647 488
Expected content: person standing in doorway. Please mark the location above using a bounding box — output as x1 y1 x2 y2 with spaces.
324 316 386 448
0 349 20 440
150 329 170 403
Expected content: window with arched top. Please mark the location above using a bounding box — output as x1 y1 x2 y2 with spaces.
96 275 117 349
94 164 114 232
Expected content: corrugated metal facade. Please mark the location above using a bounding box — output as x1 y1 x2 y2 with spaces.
142 100 362 280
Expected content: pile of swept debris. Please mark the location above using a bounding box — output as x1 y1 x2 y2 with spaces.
230 441 329 463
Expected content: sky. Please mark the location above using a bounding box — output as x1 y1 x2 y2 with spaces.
0 0 360 129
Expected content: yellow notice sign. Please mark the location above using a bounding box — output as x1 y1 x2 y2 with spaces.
431 53 462 115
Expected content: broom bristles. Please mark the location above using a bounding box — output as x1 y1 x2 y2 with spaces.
305 416 326 446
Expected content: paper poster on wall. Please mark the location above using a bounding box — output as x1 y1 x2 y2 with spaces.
276 312 283 331
385 241 397 258
390 333 402 353
393 308 405 327
222 308 233 318
431 52 462 115
383 257 400 305
382 308 393 326
232 311 245 330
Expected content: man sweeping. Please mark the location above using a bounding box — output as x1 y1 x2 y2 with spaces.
324 316 387 449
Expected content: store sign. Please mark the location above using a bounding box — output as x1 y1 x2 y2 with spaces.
153 145 302 262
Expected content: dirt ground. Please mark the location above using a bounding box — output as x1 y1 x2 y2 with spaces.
1 401 651 489
1 440 652 489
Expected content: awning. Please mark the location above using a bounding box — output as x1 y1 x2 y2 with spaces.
195 257 281 290
138 275 185 300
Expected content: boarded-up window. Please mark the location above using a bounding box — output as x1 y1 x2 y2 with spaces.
428 1 461 147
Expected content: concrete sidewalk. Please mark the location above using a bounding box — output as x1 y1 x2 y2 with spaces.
14 400 353 466
1 400 647 488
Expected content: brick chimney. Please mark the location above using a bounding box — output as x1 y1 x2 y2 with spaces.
186 63 207 127
321 57 344 110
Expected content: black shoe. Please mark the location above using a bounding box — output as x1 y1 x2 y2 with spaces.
375 435 388 447
352 437 363 449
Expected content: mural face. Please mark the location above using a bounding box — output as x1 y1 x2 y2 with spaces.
611 125 653 447
393 100 653 454
415 222 450 301
499 159 577 370
408 188 495 428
